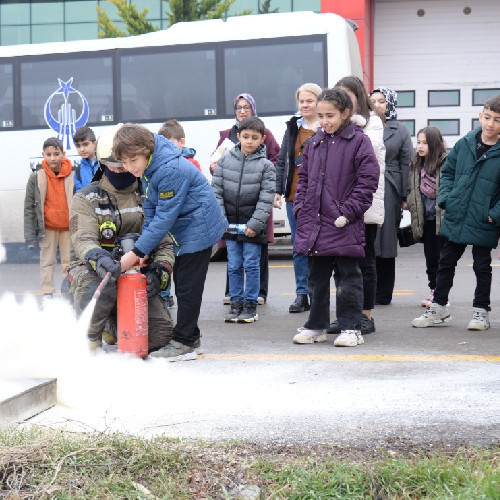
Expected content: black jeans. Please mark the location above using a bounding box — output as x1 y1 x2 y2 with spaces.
422 219 446 290
305 255 363 331
359 224 378 310
225 242 269 299
375 257 395 304
433 240 492 311
172 246 212 346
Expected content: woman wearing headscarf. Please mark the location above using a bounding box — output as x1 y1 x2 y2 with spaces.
210 93 280 305
369 87 413 305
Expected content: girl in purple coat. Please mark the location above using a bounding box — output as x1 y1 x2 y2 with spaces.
292 88 380 348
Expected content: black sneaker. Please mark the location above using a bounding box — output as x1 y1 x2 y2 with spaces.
326 320 341 334
225 301 242 322
237 300 258 323
289 294 310 313
360 315 375 334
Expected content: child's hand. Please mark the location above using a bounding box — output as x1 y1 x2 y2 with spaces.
121 250 140 271
273 193 282 209
334 216 349 228
245 227 257 238
402 201 408 210
209 161 217 175
488 216 493 223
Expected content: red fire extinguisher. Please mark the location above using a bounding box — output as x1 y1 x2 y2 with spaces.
117 270 148 359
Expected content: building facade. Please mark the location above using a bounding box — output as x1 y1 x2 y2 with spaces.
0 0 499 143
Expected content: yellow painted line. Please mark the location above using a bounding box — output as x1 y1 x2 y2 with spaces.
201 353 500 362
269 264 293 268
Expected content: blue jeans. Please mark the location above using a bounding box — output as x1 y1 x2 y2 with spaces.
226 239 262 304
286 201 309 294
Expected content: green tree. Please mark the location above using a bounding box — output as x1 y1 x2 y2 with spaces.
97 0 158 38
97 0 253 38
167 0 252 24
259 0 278 14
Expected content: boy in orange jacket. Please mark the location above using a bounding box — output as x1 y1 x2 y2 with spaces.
24 137 74 296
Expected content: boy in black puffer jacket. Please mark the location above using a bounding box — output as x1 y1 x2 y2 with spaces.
212 117 275 323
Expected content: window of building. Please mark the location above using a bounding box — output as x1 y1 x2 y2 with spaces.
65 22 98 41
427 119 460 136
293 0 320 12
266 0 292 12
31 1 64 23
134 0 161 19
65 1 99 23
0 63 14 128
20 54 114 127
1 25 30 45
97 0 121 22
428 90 460 107
224 37 325 115
472 88 500 107
120 48 217 121
472 118 480 130
395 90 415 108
400 119 415 136
31 24 65 44
0 1 30 25
228 0 258 15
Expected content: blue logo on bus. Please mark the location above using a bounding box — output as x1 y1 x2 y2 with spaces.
44 78 89 150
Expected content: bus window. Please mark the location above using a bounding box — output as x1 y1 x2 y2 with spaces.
120 49 217 121
224 38 326 115
19 54 113 127
0 63 14 128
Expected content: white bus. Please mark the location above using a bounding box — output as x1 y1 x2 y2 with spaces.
0 11 362 258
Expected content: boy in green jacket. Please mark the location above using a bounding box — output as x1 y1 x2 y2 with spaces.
412 95 500 331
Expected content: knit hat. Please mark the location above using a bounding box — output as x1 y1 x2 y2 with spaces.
370 87 398 120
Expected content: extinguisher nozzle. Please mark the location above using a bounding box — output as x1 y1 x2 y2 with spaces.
93 271 112 300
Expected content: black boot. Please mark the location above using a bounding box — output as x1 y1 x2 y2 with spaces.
289 294 310 313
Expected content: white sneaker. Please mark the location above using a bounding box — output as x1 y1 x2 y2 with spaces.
467 307 490 331
334 330 364 347
293 328 327 344
411 302 451 327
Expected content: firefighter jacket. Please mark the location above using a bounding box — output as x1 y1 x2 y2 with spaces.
68 174 174 271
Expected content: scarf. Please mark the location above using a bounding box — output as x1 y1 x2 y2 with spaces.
370 87 398 120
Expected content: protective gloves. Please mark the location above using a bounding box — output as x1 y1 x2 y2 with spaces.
145 271 161 298
85 247 121 280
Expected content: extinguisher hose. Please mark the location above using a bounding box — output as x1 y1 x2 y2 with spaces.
93 271 112 301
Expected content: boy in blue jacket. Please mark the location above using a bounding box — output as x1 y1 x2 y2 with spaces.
114 124 227 361
412 95 500 331
73 126 99 192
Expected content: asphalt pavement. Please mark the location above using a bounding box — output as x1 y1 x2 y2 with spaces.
0 242 499 447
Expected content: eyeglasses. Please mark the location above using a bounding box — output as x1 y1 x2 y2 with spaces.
236 105 251 111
